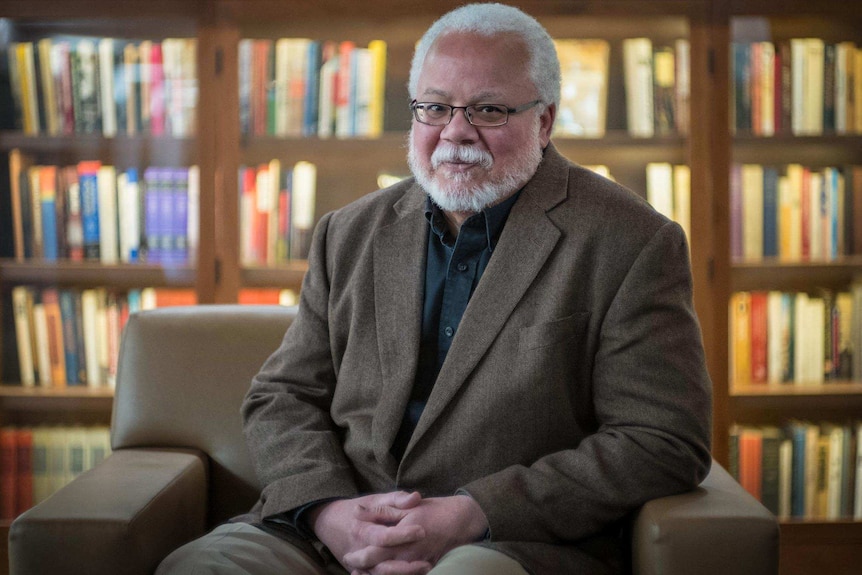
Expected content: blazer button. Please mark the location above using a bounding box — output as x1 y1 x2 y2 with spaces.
444 326 454 337
456 262 468 272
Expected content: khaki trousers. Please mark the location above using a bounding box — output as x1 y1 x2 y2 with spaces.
156 522 528 575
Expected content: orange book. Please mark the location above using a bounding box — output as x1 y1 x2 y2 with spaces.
739 427 763 501
15 428 33 516
40 287 67 387
141 287 197 309
0 427 18 520
238 288 282 305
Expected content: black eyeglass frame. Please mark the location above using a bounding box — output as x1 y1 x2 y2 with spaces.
409 99 544 127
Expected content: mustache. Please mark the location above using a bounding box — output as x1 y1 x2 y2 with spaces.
430 145 493 170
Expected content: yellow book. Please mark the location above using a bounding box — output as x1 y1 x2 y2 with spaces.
16 42 40 134
37 38 59 135
367 40 387 138
729 291 752 388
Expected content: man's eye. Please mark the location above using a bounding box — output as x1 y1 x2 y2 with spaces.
475 105 505 114
425 104 449 114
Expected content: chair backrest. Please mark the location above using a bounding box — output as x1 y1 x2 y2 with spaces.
111 304 295 525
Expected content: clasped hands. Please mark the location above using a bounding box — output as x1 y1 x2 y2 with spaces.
308 491 489 575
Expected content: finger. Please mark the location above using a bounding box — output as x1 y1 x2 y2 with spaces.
355 521 425 547
355 502 411 526
370 560 433 575
368 490 422 509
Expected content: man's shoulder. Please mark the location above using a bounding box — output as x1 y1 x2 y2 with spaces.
329 176 420 223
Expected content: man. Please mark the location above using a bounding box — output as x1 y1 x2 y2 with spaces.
158 3 711 574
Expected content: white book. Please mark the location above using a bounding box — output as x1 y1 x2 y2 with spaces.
81 289 101 387
741 164 764 260
97 165 119 264
766 291 784 383
646 162 674 220
790 39 807 135
804 38 825 135
187 165 200 263
825 426 843 519
98 38 117 137
11 286 36 386
274 38 291 136
759 42 775 136
672 164 691 243
622 37 654 137
317 56 339 138
118 168 141 263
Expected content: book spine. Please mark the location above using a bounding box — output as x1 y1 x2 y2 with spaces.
77 161 101 260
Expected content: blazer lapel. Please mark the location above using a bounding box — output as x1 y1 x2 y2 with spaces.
404 145 570 457
371 185 428 467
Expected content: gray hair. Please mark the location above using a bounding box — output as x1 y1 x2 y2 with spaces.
408 3 561 108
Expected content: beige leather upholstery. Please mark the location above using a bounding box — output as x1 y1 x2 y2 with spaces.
8 305 779 575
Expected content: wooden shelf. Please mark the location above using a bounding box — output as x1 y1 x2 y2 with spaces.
241 263 308 289
0 260 196 288
731 257 862 291
731 381 862 397
0 132 198 166
0 385 114 399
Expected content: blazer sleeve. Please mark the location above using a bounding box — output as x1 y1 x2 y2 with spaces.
462 220 713 543
241 211 360 519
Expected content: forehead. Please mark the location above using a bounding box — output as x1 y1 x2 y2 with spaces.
417 31 534 100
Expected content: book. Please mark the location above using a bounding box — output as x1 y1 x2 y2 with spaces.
553 39 610 138
622 37 654 137
646 162 674 220
8 149 33 261
97 165 119 264
41 288 67 387
290 160 317 260
15 428 33 516
0 427 18 520
652 44 676 135
11 286 37 386
77 160 102 260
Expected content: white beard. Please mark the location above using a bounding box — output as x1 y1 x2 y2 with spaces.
408 125 544 214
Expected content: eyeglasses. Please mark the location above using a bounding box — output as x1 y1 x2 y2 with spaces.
410 99 543 127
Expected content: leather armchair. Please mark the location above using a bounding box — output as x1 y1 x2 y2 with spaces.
8 305 779 574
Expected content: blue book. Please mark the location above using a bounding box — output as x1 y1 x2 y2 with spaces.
143 167 162 263
40 193 59 261
58 289 83 385
789 423 807 517
762 166 778 258
303 40 322 137
78 161 101 260
171 168 189 265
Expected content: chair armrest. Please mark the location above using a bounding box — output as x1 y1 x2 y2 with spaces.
631 460 779 575
9 448 208 575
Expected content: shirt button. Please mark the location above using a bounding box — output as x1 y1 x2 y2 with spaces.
444 326 454 337
456 262 468 272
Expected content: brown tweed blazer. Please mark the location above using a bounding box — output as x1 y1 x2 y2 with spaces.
241 143 712 574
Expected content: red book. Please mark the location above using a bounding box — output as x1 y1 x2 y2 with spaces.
749 291 769 384
0 427 18 520
238 288 282 305
15 428 33 516
149 42 165 135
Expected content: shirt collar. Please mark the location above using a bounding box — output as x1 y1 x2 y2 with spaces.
423 189 522 252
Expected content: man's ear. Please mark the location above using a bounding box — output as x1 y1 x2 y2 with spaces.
539 102 556 146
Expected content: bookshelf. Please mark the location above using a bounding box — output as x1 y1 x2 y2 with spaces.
713 1 862 573
1 1 859 574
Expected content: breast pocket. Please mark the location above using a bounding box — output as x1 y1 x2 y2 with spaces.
519 312 590 351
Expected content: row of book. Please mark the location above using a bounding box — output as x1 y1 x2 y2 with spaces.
731 422 862 520
731 39 862 136
239 160 316 265
621 37 690 138
645 162 691 241
4 37 198 137
9 150 200 265
0 425 111 520
11 286 197 388
239 38 386 139
729 287 862 387
730 163 862 262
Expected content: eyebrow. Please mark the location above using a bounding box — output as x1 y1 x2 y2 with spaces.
420 88 505 102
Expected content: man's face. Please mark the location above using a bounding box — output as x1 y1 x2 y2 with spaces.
408 32 555 214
